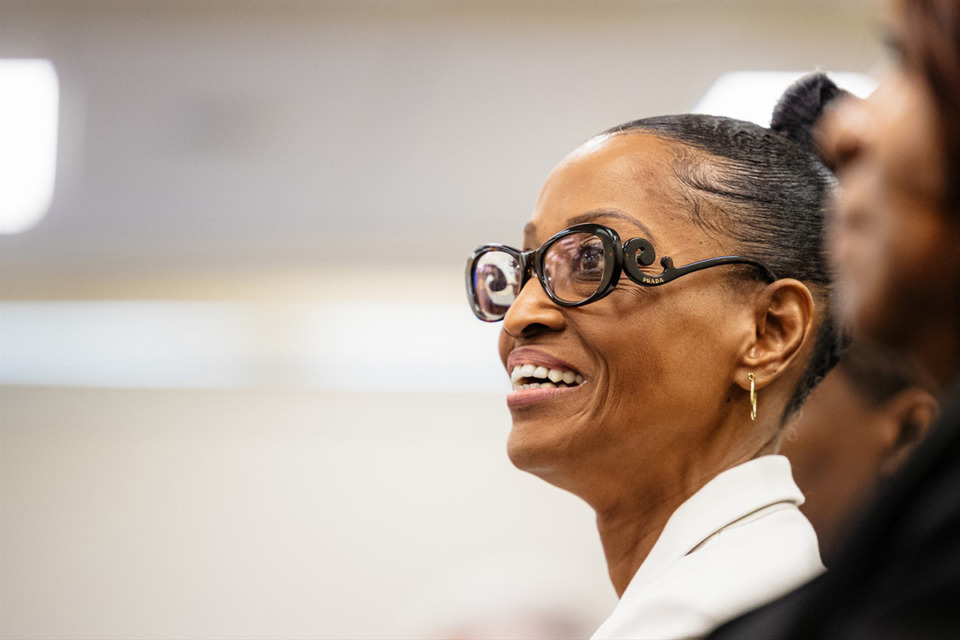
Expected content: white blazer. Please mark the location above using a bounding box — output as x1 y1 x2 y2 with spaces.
591 455 824 640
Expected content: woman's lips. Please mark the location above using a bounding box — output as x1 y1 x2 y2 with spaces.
506 347 582 375
505 347 586 408
507 384 583 409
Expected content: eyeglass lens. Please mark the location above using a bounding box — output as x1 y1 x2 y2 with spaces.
472 250 523 321
472 231 608 320
542 231 606 304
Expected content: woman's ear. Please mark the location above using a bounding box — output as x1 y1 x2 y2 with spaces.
877 388 939 477
740 278 816 387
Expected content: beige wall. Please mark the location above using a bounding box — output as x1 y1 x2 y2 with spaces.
1 386 614 638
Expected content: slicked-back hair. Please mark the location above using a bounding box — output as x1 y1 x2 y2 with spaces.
604 114 840 422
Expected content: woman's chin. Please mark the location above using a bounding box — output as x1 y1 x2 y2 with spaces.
506 420 578 478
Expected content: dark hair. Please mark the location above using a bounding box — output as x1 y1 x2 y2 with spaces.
603 73 844 422
900 0 960 212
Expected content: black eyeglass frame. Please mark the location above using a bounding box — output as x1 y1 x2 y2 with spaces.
466 222 778 322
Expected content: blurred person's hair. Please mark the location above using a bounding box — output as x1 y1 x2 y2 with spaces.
900 0 960 210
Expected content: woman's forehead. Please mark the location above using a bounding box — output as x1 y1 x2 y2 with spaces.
559 130 679 179
527 132 693 243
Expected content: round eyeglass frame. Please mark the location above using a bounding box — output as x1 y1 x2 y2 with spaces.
465 223 778 322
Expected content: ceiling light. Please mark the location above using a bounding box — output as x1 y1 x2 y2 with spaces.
0 58 59 235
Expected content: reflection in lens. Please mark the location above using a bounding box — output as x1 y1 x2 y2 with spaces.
474 250 521 320
543 232 605 303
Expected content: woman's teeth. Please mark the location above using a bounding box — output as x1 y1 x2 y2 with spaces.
510 364 585 390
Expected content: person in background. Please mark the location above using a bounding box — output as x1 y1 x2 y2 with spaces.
465 76 844 639
780 339 938 564
706 0 960 637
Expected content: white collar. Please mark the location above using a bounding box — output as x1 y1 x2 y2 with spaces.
627 455 804 590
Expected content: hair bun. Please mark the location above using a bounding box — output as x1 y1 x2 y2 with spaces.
771 72 851 169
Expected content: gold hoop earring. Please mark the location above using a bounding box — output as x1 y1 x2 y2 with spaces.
748 373 757 422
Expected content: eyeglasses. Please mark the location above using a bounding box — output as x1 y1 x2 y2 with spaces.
466 223 777 322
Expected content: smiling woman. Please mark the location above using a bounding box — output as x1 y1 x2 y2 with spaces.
466 74 847 640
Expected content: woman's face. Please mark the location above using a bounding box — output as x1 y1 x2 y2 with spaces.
820 4 960 357
498 133 759 493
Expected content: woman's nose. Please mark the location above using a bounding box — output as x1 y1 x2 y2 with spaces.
502 277 566 338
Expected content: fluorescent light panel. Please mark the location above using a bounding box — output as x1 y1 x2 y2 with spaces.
0 301 506 392
0 59 60 235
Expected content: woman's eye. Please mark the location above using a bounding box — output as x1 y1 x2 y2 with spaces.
575 245 604 274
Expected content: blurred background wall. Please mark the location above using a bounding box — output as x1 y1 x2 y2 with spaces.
1 1 881 638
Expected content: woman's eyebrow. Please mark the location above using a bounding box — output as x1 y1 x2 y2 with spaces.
568 209 657 241
523 221 537 240
524 209 657 249
522 221 539 250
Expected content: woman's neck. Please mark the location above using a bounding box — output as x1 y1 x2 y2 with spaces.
591 431 779 596
595 503 671 597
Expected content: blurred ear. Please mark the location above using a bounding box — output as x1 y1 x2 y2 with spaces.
739 279 816 388
877 388 939 476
